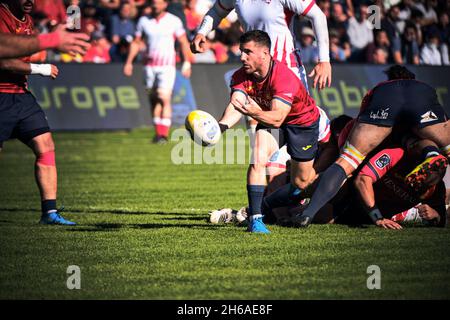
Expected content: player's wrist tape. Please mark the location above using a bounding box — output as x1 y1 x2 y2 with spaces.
30 64 52 76
181 61 191 72
38 32 60 50
367 207 384 223
219 123 229 133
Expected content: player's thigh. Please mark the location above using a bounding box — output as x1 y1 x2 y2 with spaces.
155 66 175 98
346 122 392 156
414 120 450 148
144 66 157 90
252 129 279 165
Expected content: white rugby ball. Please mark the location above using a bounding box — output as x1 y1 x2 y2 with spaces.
185 110 221 146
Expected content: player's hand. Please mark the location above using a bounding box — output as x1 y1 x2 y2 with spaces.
191 34 206 54
417 204 440 221
123 63 133 77
375 218 403 230
53 25 90 56
50 64 59 79
232 96 261 116
181 61 192 78
308 61 332 91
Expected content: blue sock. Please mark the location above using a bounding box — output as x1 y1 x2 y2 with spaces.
41 199 56 214
301 163 347 219
247 185 266 220
261 183 302 215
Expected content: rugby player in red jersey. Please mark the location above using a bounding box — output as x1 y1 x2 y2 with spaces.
217 30 321 233
0 0 75 225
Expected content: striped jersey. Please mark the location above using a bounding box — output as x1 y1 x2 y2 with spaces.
217 0 316 69
136 12 186 67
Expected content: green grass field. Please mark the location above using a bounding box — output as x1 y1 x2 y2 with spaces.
0 129 449 300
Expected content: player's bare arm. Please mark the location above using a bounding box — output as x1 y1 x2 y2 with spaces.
304 4 332 90
123 36 142 77
232 96 290 128
0 59 59 79
191 1 231 53
178 34 192 78
0 28 90 59
219 91 247 129
354 174 402 230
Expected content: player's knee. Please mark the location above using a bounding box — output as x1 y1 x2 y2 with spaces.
250 161 268 173
339 141 366 170
292 175 311 190
36 150 56 167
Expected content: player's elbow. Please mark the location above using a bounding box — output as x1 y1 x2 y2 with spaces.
353 174 371 191
271 120 282 129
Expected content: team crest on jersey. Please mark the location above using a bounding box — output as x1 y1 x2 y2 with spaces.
375 154 390 169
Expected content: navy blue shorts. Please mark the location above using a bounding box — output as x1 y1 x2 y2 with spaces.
282 119 319 162
256 118 319 162
0 92 50 148
358 80 449 128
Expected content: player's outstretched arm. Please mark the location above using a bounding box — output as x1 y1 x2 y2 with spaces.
191 1 233 53
0 27 90 59
304 4 332 90
219 91 247 129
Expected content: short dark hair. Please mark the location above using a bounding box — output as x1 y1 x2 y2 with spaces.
383 65 416 80
239 30 271 49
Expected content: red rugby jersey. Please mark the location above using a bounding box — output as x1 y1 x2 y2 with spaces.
230 60 319 126
0 4 33 93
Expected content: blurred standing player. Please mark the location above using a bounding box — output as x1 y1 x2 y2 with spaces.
123 0 192 144
219 31 320 234
289 65 450 227
191 0 331 91
0 0 75 225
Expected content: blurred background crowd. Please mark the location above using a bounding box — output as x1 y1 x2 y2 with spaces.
29 0 450 65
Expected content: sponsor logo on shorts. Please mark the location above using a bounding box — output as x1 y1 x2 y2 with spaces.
369 108 390 120
375 154 390 169
302 145 312 151
420 111 438 124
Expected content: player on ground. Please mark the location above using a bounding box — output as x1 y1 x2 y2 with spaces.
123 0 192 144
286 65 450 228
219 30 320 234
336 138 448 228
0 25 90 59
191 0 331 91
0 0 76 225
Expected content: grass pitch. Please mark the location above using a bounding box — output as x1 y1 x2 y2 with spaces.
0 129 449 299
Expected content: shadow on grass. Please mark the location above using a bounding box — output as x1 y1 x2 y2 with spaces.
0 207 202 217
66 222 226 232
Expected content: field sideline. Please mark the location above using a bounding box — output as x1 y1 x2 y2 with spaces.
0 129 449 299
